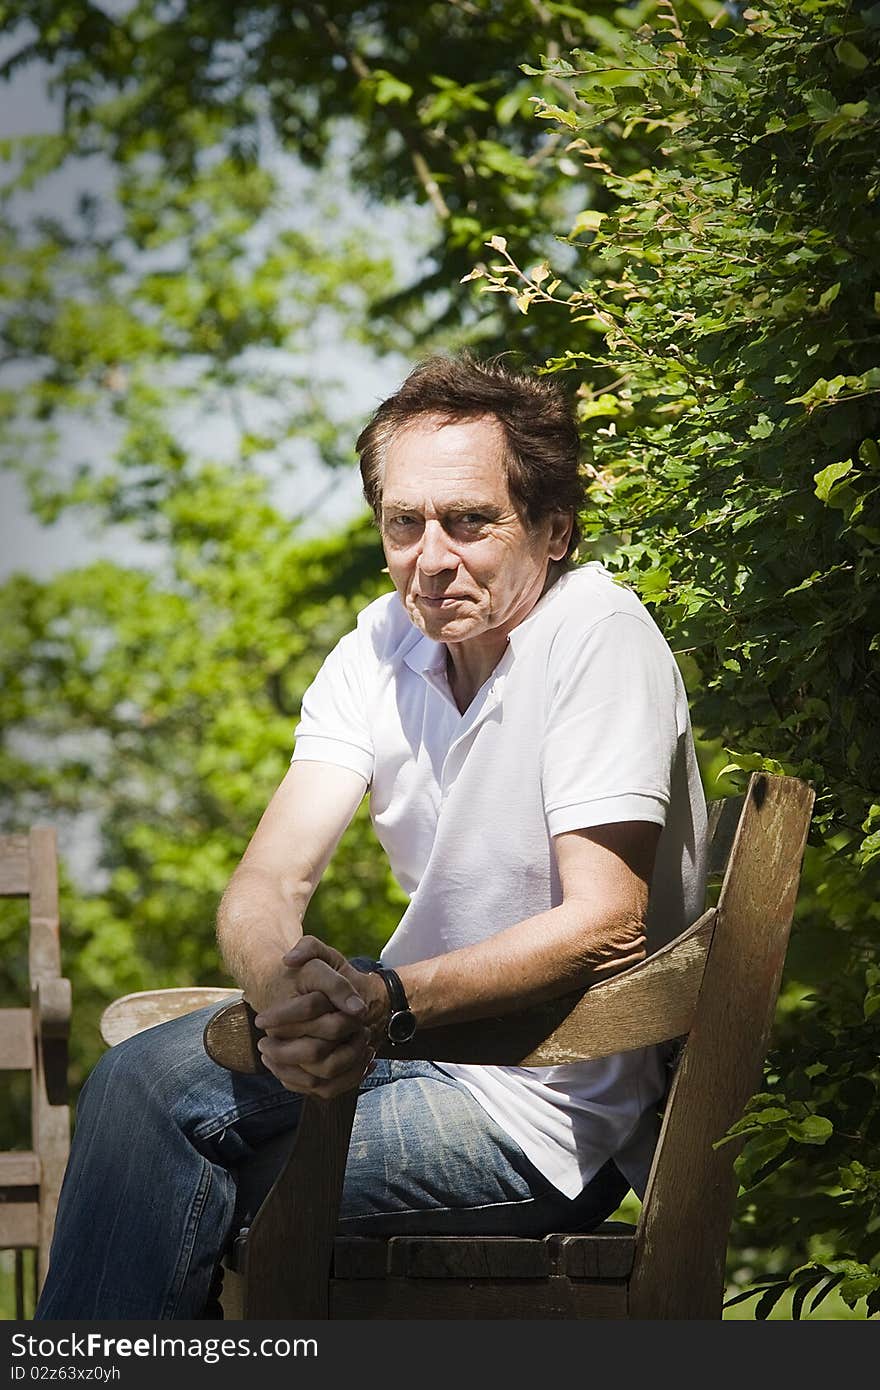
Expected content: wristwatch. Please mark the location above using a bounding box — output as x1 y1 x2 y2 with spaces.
349 956 418 1044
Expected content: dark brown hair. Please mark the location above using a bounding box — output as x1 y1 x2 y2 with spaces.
356 353 584 562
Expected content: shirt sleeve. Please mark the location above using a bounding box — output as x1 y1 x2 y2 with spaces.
290 628 374 785
541 611 681 836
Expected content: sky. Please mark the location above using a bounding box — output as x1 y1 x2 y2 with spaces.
0 36 431 581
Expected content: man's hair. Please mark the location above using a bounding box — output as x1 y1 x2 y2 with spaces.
356 353 584 562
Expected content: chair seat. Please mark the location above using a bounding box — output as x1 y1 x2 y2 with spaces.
332 1227 637 1279
227 1222 636 1279
225 1225 636 1319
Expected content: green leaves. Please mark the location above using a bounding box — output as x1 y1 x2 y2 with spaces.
369 70 414 107
496 0 880 1317
834 40 869 72
714 1093 834 1189
813 458 853 503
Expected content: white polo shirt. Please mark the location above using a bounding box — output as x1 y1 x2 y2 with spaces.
291 563 707 1198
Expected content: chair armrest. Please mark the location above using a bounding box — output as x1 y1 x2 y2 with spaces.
31 977 72 1107
31 976 72 1040
204 907 716 1074
100 986 241 1047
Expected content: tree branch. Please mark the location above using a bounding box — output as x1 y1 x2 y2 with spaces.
301 2 450 220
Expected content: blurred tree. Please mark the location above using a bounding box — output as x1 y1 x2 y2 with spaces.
0 0 688 1072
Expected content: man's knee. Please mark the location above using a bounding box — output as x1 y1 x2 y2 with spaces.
79 1006 223 1127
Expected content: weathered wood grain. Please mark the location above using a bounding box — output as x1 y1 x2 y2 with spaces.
100 987 241 1047
1 825 72 1305
329 1276 629 1319
0 1203 40 1249
551 1232 636 1279
0 1153 40 1185
0 835 29 895
0 1010 34 1071
628 773 815 1319
239 1091 358 1319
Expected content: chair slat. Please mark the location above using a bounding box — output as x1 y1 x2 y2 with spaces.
387 1236 552 1279
0 1204 40 1249
0 1011 34 1070
0 836 30 895
0 1153 41 1186
629 774 815 1319
552 1232 636 1279
328 1276 629 1319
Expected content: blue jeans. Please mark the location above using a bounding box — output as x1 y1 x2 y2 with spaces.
35 1005 629 1320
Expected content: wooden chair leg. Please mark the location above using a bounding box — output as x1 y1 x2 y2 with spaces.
232 1091 358 1319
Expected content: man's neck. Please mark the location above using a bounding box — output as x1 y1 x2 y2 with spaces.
445 640 506 714
444 564 565 713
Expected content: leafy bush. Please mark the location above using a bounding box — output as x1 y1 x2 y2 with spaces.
470 0 880 1316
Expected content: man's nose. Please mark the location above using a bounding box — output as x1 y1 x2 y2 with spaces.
416 520 456 575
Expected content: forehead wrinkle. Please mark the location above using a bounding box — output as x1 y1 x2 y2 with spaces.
380 413 510 478
381 496 503 513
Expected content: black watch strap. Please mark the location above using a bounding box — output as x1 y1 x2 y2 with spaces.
376 965 407 1015
349 956 417 1044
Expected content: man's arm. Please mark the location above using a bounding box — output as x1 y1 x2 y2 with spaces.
216 759 368 1016
257 819 660 1094
397 820 658 1027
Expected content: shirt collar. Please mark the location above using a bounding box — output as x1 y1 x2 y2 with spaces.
402 629 447 677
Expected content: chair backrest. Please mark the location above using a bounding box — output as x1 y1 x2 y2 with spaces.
628 772 814 1315
0 827 71 1290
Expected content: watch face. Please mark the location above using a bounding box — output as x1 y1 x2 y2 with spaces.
387 1009 417 1044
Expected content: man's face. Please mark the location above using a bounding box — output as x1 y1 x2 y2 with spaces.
379 413 571 650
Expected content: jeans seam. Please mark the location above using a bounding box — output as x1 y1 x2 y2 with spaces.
162 1158 213 1318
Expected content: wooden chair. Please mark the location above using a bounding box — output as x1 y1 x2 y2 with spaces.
0 828 72 1317
101 772 815 1320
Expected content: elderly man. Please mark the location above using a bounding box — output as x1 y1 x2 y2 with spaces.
36 354 706 1319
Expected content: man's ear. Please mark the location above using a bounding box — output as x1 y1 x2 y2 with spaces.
548 511 574 562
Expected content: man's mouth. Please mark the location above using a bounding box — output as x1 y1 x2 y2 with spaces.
415 594 467 607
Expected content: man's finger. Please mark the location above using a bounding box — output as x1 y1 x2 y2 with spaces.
254 989 336 1032
259 1040 368 1099
261 1008 365 1044
302 958 367 1015
287 956 367 1018
282 934 345 971
259 1031 369 1082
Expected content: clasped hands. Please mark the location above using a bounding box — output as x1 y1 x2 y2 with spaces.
252 936 387 1099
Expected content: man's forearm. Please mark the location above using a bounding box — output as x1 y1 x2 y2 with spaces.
398 897 646 1031
216 864 308 1014
397 823 657 1031
215 761 368 1014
